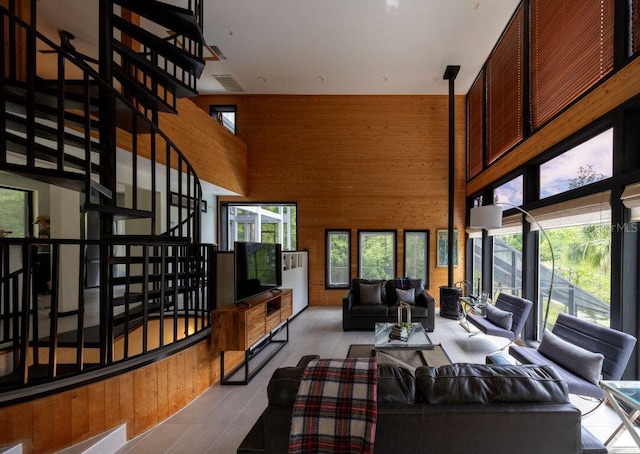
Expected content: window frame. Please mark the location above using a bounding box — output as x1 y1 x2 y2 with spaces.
325 229 351 289
357 230 397 280
0 185 33 237
210 104 237 135
403 230 430 289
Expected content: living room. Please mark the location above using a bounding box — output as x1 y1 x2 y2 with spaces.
2 0 640 452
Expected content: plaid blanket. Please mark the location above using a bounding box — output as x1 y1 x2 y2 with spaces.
288 358 378 454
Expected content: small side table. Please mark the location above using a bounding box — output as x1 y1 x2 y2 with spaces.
459 296 486 333
600 380 640 449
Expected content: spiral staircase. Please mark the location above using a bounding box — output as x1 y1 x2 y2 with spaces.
0 0 215 393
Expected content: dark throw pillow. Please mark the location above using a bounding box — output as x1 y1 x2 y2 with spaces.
395 277 412 290
485 303 513 331
359 283 383 305
538 330 604 385
395 287 416 305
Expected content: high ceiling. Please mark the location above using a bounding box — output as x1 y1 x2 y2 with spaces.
35 0 520 96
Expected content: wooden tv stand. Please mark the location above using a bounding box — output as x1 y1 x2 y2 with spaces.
211 288 292 385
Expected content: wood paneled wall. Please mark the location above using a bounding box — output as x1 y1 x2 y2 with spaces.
192 95 467 306
0 338 221 453
114 98 249 196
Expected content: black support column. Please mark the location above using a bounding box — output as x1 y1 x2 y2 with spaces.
443 65 460 287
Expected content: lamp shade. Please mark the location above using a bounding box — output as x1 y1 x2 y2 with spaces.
470 205 503 229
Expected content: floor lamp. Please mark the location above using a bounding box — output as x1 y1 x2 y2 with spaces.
469 203 555 335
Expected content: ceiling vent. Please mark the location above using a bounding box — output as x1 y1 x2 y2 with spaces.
213 74 244 92
209 45 228 60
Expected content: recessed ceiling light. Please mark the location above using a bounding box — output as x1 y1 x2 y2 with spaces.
223 26 233 35
317 76 324 82
471 1 480 9
258 76 266 83
381 76 388 82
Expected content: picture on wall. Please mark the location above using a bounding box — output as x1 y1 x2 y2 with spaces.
437 229 458 267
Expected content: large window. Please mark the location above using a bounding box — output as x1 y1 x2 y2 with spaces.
358 230 396 280
0 186 31 237
540 128 613 199
326 230 351 289
529 192 612 333
539 222 611 333
494 175 523 208
492 232 523 298
220 203 297 251
470 235 483 296
404 230 429 288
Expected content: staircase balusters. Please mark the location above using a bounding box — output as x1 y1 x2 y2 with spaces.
0 3 213 392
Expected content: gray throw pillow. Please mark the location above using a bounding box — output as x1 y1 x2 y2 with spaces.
395 287 415 305
485 303 513 331
359 283 382 305
538 330 604 385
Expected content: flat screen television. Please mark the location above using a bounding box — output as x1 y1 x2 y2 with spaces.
234 241 283 303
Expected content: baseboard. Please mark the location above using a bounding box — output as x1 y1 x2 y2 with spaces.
56 424 127 454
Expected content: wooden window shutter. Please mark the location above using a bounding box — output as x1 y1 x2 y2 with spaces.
486 5 524 165
468 71 484 179
530 0 614 129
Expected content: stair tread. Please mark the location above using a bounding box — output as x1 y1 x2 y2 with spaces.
111 273 190 284
112 15 205 77
0 162 87 192
113 65 177 113
112 288 187 306
5 112 105 153
112 0 205 44
6 91 101 132
83 203 153 220
6 131 92 171
113 41 198 98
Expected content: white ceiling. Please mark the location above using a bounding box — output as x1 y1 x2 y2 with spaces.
36 0 521 96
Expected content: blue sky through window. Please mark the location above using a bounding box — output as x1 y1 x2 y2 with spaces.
540 129 613 198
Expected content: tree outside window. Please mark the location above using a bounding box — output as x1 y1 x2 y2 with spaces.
326 230 350 288
0 187 30 237
404 230 429 288
358 231 396 280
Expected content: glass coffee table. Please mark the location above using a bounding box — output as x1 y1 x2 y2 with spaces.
600 380 640 449
374 322 434 350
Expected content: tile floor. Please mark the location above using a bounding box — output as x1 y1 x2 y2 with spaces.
116 307 640 454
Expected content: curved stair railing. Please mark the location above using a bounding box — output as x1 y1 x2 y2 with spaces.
0 2 214 396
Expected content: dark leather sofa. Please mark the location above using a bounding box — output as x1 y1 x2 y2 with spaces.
342 278 436 332
238 357 606 454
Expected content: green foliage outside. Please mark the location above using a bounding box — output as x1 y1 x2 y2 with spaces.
405 233 426 280
360 233 394 280
492 165 611 328
0 188 27 237
329 233 349 285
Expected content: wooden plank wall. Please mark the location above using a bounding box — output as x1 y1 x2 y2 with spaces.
192 95 468 306
0 338 221 453
113 98 248 197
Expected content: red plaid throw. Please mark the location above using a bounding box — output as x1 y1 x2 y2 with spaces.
288 358 378 454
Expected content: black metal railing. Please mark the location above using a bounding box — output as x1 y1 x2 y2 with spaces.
0 238 214 391
0 4 212 394
490 239 610 321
